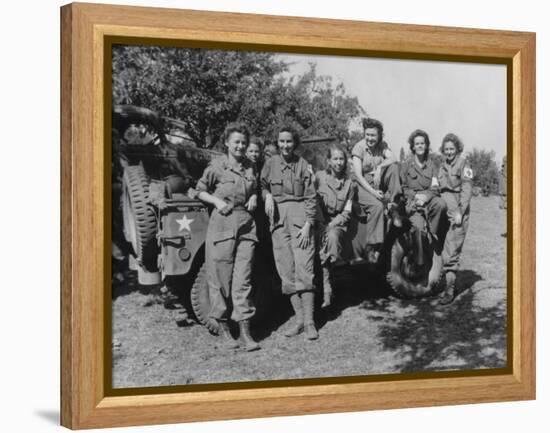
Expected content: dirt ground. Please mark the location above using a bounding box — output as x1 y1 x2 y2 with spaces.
112 195 507 388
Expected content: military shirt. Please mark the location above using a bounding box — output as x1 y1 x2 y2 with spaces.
196 155 256 207
315 170 354 225
438 156 473 210
400 157 438 201
260 154 317 225
352 139 392 182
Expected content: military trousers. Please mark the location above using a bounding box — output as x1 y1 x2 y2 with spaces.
356 163 402 245
317 221 347 266
441 191 470 272
206 209 257 322
271 201 315 295
424 196 447 242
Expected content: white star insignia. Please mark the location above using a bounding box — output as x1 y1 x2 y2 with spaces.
176 215 194 232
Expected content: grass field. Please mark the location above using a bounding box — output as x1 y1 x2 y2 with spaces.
112 195 507 388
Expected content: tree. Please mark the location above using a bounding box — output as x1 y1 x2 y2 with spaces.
113 46 288 148
465 148 500 194
112 47 365 149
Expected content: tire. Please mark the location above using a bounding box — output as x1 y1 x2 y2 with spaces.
190 262 220 334
386 234 443 298
121 165 158 271
190 257 278 334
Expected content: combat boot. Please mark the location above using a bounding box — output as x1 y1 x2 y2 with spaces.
216 319 239 350
439 271 456 305
284 293 304 337
302 291 319 340
238 320 260 352
321 267 333 308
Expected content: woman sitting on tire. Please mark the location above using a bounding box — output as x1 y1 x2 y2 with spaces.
400 129 447 247
261 126 319 340
195 122 260 352
351 117 402 263
315 144 355 308
437 133 473 305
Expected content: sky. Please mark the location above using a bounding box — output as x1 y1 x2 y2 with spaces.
277 53 507 162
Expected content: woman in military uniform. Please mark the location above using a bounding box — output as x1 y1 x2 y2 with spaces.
315 144 355 308
261 126 319 340
400 129 447 245
195 123 260 351
437 133 473 305
351 118 402 263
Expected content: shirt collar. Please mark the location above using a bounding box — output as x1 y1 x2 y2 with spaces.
445 156 460 169
413 157 428 170
326 171 346 190
222 155 249 173
279 154 297 170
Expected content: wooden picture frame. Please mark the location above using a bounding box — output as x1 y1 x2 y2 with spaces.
60 2 535 429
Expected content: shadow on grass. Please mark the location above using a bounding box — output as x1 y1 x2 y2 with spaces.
316 264 392 329
359 269 507 372
111 262 156 300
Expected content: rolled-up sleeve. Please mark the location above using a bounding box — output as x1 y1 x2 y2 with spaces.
196 162 218 193
351 141 364 161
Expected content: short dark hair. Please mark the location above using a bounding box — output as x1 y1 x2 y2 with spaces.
361 118 384 142
277 125 301 148
326 143 349 175
248 136 264 151
407 129 431 156
223 122 250 144
440 133 464 154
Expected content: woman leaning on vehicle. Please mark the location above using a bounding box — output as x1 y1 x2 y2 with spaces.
261 125 319 340
195 122 261 352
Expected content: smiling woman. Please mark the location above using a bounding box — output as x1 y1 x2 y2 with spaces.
194 122 261 352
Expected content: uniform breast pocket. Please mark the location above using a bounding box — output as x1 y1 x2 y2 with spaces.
270 179 283 196
407 170 418 186
320 191 336 212
293 179 305 197
450 171 462 186
218 176 236 191
335 195 346 212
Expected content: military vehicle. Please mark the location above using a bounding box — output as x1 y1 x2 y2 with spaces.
112 105 276 333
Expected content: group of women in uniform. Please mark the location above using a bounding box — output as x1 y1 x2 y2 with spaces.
193 118 473 352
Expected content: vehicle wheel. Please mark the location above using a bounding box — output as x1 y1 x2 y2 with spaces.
121 165 158 271
190 262 220 334
386 235 443 298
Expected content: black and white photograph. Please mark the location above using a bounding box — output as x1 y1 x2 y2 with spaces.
110 44 508 389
